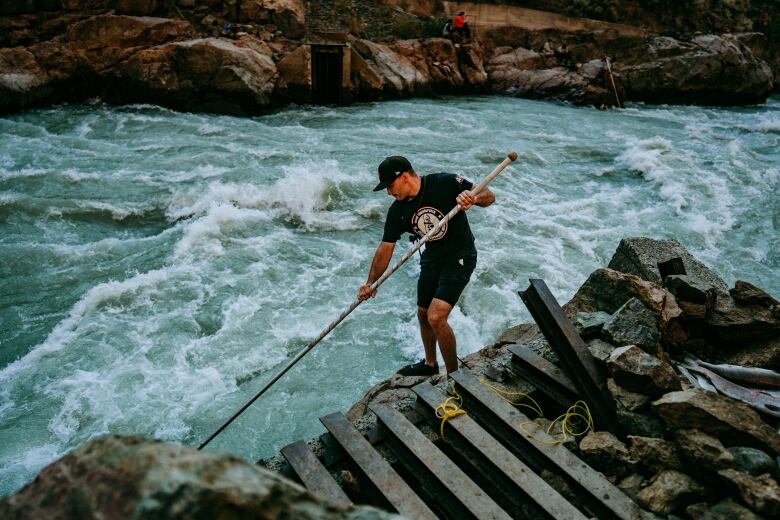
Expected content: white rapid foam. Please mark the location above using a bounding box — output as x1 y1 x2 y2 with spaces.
1 96 778 498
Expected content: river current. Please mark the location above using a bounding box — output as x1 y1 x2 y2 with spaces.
1 96 778 495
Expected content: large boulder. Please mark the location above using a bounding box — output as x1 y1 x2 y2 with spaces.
636 469 707 515
565 268 682 337
602 299 663 353
116 36 279 114
258 0 306 40
486 64 615 106
620 34 774 105
705 289 780 345
673 429 736 477
0 47 50 112
66 15 197 71
652 389 780 456
607 237 728 292
350 39 428 97
606 345 681 397
0 436 401 519
717 469 780 517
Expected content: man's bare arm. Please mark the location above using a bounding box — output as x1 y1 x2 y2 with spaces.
358 241 395 300
457 187 495 211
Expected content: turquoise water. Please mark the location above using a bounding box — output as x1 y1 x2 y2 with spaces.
1 96 778 495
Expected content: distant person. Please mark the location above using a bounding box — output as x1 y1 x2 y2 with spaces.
541 39 555 57
555 42 571 66
452 11 466 42
442 19 453 40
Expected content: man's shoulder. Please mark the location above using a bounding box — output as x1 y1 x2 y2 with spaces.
429 171 470 187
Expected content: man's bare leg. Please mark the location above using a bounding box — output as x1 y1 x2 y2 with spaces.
427 298 457 373
417 306 438 367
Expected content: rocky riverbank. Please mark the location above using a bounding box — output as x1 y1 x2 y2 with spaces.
0 1 776 115
3 237 777 518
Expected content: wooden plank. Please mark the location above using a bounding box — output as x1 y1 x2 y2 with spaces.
319 412 436 520
520 279 623 437
280 439 352 504
508 344 579 409
370 403 512 520
413 382 588 520
450 368 642 520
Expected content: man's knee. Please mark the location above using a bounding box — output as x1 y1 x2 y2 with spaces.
417 306 430 324
427 303 451 329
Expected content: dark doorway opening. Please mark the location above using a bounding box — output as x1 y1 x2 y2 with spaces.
311 45 343 105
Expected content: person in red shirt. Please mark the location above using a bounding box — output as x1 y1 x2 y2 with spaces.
452 12 466 42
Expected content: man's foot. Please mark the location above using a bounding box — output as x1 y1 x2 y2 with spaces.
397 359 439 376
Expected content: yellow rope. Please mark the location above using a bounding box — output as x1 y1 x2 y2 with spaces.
518 400 595 445
434 383 466 439
478 378 544 417
478 378 594 445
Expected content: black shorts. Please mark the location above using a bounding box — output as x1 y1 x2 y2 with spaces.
417 255 477 308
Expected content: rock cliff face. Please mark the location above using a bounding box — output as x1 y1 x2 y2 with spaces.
0 435 404 520
0 2 776 115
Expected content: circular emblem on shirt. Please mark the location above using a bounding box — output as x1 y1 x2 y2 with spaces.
412 206 447 241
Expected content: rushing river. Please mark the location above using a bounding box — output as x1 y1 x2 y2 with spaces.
1 95 778 495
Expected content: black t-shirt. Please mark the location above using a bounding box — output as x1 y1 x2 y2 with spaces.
382 172 476 265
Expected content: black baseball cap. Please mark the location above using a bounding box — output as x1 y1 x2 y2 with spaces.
373 156 412 191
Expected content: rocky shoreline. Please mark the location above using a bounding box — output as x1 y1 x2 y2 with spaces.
3 236 778 518
0 1 777 115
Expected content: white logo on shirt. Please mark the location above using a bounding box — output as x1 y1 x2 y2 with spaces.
412 206 447 241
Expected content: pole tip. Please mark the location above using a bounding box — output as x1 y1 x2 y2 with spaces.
507 151 518 161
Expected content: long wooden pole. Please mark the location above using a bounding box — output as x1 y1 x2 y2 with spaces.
605 56 622 108
197 151 518 450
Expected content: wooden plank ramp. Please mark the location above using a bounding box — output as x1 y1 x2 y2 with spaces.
280 439 352 504
319 411 437 520
412 381 587 520
370 403 512 520
450 368 643 520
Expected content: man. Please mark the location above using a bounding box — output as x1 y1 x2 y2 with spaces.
358 156 495 375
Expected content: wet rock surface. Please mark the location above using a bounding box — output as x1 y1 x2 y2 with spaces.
0 436 403 520
0 4 776 114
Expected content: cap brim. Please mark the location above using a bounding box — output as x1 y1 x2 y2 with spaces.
372 181 391 192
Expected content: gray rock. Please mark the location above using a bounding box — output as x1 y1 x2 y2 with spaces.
608 378 651 412
620 33 773 106
578 431 636 478
616 408 666 438
653 389 780 456
575 311 612 338
728 446 779 479
665 275 715 305
525 336 559 365
0 436 402 519
731 280 780 308
688 498 762 520
706 290 780 345
674 429 736 476
636 469 707 515
579 58 607 80
566 268 682 331
607 345 681 397
587 338 616 364
607 237 728 292
617 473 645 501
629 436 683 474
602 298 662 353
718 469 780 517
